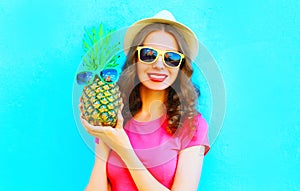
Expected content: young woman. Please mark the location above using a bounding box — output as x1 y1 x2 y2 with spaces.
80 10 210 191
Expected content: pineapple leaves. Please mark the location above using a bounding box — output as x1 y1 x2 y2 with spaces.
82 24 121 71
106 54 120 68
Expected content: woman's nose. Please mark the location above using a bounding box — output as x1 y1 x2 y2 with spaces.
153 55 165 70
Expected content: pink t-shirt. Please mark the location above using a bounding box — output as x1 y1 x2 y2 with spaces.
95 113 210 191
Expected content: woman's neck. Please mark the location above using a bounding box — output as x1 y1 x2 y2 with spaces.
134 84 167 121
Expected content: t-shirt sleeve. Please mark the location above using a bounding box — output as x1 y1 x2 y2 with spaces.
180 114 210 155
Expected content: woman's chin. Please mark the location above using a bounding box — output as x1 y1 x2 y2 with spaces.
141 81 171 91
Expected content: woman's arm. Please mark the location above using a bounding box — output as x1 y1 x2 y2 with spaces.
79 102 111 191
85 140 111 191
171 146 205 191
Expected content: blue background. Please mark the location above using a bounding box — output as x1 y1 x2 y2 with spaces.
0 0 299 190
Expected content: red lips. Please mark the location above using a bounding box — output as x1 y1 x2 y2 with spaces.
147 73 168 82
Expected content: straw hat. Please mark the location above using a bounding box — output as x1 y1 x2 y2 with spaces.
123 10 199 60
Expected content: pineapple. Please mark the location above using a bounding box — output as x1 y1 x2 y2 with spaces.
77 24 122 127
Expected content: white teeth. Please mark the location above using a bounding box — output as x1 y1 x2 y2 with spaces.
149 75 165 79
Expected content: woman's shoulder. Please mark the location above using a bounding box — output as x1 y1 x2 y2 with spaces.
179 113 208 138
181 112 208 129
180 112 210 154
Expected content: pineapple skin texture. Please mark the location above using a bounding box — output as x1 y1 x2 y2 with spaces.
81 75 121 127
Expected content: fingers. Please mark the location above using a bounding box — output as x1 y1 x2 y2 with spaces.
80 116 116 137
78 101 84 114
120 102 124 111
115 110 124 129
80 116 103 133
79 116 92 133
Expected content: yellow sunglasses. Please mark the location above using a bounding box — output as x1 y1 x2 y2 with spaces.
136 46 185 68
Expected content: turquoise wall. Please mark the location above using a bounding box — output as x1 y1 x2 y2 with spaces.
0 0 299 190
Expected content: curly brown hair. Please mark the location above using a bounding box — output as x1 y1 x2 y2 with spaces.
117 23 200 134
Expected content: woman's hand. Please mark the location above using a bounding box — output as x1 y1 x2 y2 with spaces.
80 109 133 156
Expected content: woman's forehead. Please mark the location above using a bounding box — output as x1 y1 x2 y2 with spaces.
143 30 179 50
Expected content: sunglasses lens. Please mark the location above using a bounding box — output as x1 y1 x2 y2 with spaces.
164 52 182 67
100 69 118 82
140 48 157 63
77 71 94 85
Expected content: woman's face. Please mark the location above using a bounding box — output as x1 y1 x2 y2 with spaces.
136 30 180 91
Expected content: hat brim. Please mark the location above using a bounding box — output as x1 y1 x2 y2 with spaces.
124 18 199 60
